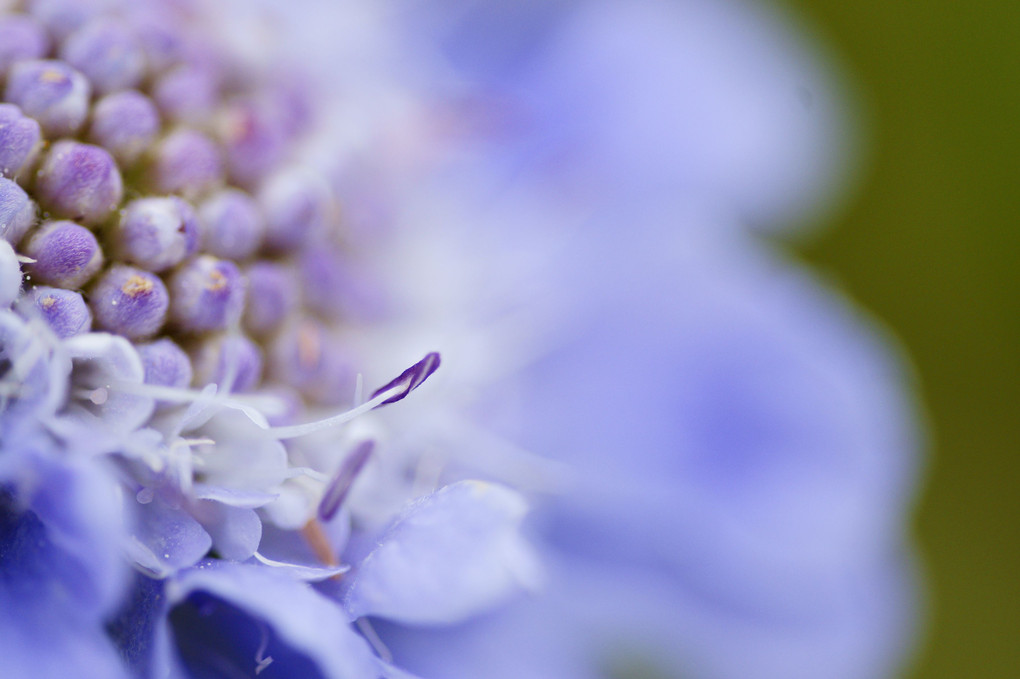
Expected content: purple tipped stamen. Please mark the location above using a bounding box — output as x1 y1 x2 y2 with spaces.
371 352 442 406
318 440 374 521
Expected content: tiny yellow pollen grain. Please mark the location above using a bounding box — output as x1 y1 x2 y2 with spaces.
40 295 56 309
205 270 227 291
40 69 67 84
121 275 153 297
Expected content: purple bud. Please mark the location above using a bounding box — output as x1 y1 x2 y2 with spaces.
298 242 387 322
4 59 91 137
154 63 220 125
129 13 185 74
268 319 357 406
26 0 104 40
137 337 193 389
318 440 374 521
0 178 38 245
0 15 50 76
60 18 147 94
113 197 199 273
241 261 298 337
88 90 160 165
258 168 334 252
36 141 123 226
191 333 263 392
89 265 169 340
0 240 23 307
21 220 103 288
149 129 223 199
0 104 42 181
167 255 246 333
197 189 264 260
25 286 92 338
371 352 441 406
219 98 287 188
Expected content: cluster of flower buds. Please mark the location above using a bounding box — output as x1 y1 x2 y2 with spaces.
0 1 372 414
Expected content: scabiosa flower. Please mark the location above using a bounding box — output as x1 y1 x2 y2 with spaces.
0 2 544 677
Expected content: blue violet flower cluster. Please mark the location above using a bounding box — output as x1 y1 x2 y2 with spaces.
0 1 924 678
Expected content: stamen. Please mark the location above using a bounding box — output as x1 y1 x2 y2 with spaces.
370 352 441 405
263 353 440 440
318 440 374 521
300 519 338 567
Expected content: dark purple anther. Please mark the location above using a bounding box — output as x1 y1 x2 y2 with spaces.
219 98 287 188
36 141 123 226
89 265 169 340
150 129 223 199
25 286 92 338
191 333 263 392
197 189 264 260
371 352 441 406
137 337 193 389
0 178 38 245
88 90 160 166
113 197 199 273
4 59 90 137
268 319 356 407
258 168 333 252
167 255 246 333
242 261 298 337
61 18 147 94
318 440 374 521
21 220 103 288
0 104 42 181
154 63 220 125
0 15 50 75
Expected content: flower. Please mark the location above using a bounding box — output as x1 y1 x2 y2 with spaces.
0 1 922 678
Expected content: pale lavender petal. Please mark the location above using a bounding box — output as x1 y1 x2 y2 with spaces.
345 480 540 624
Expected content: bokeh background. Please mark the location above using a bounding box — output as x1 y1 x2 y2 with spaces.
778 1 1019 676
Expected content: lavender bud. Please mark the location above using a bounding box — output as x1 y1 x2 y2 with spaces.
113 197 199 273
137 337 193 389
149 128 223 199
241 261 298 336
88 90 160 166
269 318 357 406
154 63 220 125
0 177 37 245
35 141 123 226
25 286 92 338
298 242 386 322
26 0 104 40
258 168 334 252
167 255 246 333
196 189 264 260
4 59 91 137
0 15 50 76
89 265 169 340
0 239 22 308
190 333 263 392
60 18 147 94
21 220 103 288
219 98 287 188
129 13 185 74
0 104 42 181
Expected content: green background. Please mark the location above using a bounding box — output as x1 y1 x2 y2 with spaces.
782 1 1019 676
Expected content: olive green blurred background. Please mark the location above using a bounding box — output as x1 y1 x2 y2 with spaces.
780 1 1019 676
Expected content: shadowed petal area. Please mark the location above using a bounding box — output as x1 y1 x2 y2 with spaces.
166 563 381 679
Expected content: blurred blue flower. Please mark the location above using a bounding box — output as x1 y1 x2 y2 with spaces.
0 1 921 678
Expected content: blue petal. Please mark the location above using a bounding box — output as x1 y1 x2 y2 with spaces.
167 562 381 679
345 480 540 625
